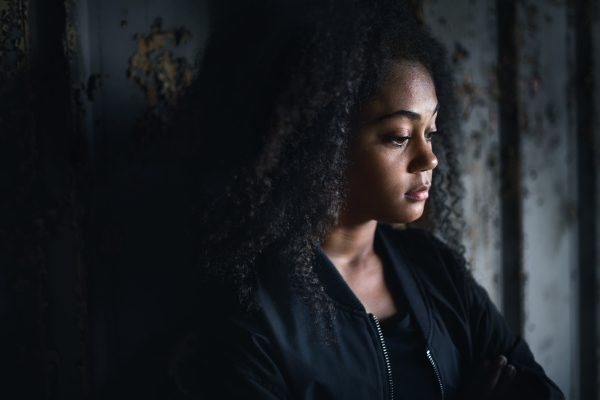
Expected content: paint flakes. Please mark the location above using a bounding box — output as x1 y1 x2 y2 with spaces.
452 42 469 65
0 0 30 77
526 5 539 35
72 81 85 118
126 19 194 148
86 73 101 101
457 75 480 119
127 20 192 109
65 22 77 53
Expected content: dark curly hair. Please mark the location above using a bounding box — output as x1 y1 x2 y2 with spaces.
176 0 466 337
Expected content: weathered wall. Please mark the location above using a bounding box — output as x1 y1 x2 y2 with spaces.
1 0 598 399
420 0 598 398
1 1 90 399
421 0 503 311
64 0 209 398
596 2 600 397
516 1 575 394
1 0 208 398
0 1 43 397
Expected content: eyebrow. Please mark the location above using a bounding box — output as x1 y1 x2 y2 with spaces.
375 102 440 123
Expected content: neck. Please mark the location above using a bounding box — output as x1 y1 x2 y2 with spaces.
319 218 378 271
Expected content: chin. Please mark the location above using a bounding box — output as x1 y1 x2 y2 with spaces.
381 210 424 225
394 204 426 224
369 199 427 225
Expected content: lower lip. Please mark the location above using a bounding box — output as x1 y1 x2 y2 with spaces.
405 190 429 201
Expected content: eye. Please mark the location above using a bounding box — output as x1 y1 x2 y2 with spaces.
388 136 411 146
426 131 439 141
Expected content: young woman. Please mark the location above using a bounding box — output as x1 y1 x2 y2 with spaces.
175 0 565 398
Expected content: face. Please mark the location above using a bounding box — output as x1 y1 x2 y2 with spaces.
343 61 439 225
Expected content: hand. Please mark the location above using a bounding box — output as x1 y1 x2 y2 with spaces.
465 355 518 400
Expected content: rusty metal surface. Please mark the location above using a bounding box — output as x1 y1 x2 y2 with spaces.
573 0 599 398
419 0 596 397
496 0 525 341
517 0 575 394
1 0 91 399
64 1 209 397
423 0 505 308
0 1 48 398
423 0 503 312
81 0 209 170
595 10 600 400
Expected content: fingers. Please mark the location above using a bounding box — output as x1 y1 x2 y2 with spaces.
466 355 518 400
482 355 507 395
492 364 517 399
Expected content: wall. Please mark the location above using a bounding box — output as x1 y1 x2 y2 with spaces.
418 0 598 398
1 0 598 399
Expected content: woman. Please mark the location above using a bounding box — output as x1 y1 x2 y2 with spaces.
175 0 565 398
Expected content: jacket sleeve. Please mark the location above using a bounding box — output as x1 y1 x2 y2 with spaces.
464 275 565 399
186 316 291 400
200 367 289 400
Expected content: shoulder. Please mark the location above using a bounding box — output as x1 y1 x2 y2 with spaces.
180 287 291 398
378 223 466 283
378 223 484 311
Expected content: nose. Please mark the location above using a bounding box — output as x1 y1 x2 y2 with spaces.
407 137 438 173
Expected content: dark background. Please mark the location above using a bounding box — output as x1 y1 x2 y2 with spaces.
1 0 598 398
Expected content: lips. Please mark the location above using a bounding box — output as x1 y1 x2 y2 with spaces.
405 184 430 201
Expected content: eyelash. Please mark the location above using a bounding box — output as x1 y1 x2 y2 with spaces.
389 131 438 146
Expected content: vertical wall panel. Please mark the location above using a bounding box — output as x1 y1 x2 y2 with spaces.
422 0 502 307
574 0 599 399
517 1 574 394
67 1 210 396
422 0 584 396
66 0 96 168
567 6 580 399
596 10 600 399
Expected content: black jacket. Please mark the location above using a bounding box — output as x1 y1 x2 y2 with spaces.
187 224 564 399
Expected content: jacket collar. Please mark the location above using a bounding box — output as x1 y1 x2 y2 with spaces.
314 244 366 312
314 223 432 342
377 224 432 344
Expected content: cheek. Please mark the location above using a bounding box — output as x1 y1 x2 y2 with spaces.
351 148 410 202
346 147 429 223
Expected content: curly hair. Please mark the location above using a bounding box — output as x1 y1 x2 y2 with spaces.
176 0 467 337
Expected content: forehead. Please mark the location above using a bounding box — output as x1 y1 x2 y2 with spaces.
363 61 438 119
382 62 435 97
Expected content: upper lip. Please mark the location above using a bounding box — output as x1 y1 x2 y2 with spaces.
406 183 431 194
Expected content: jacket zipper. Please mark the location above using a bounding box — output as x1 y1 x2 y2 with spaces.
426 348 444 400
370 314 393 400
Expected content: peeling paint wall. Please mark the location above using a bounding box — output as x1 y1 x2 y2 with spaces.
1 0 207 399
1 0 91 399
0 1 47 398
66 1 209 398
596 10 600 400
419 0 596 398
126 19 193 148
422 0 503 310
517 1 575 394
79 0 207 171
595 4 600 398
